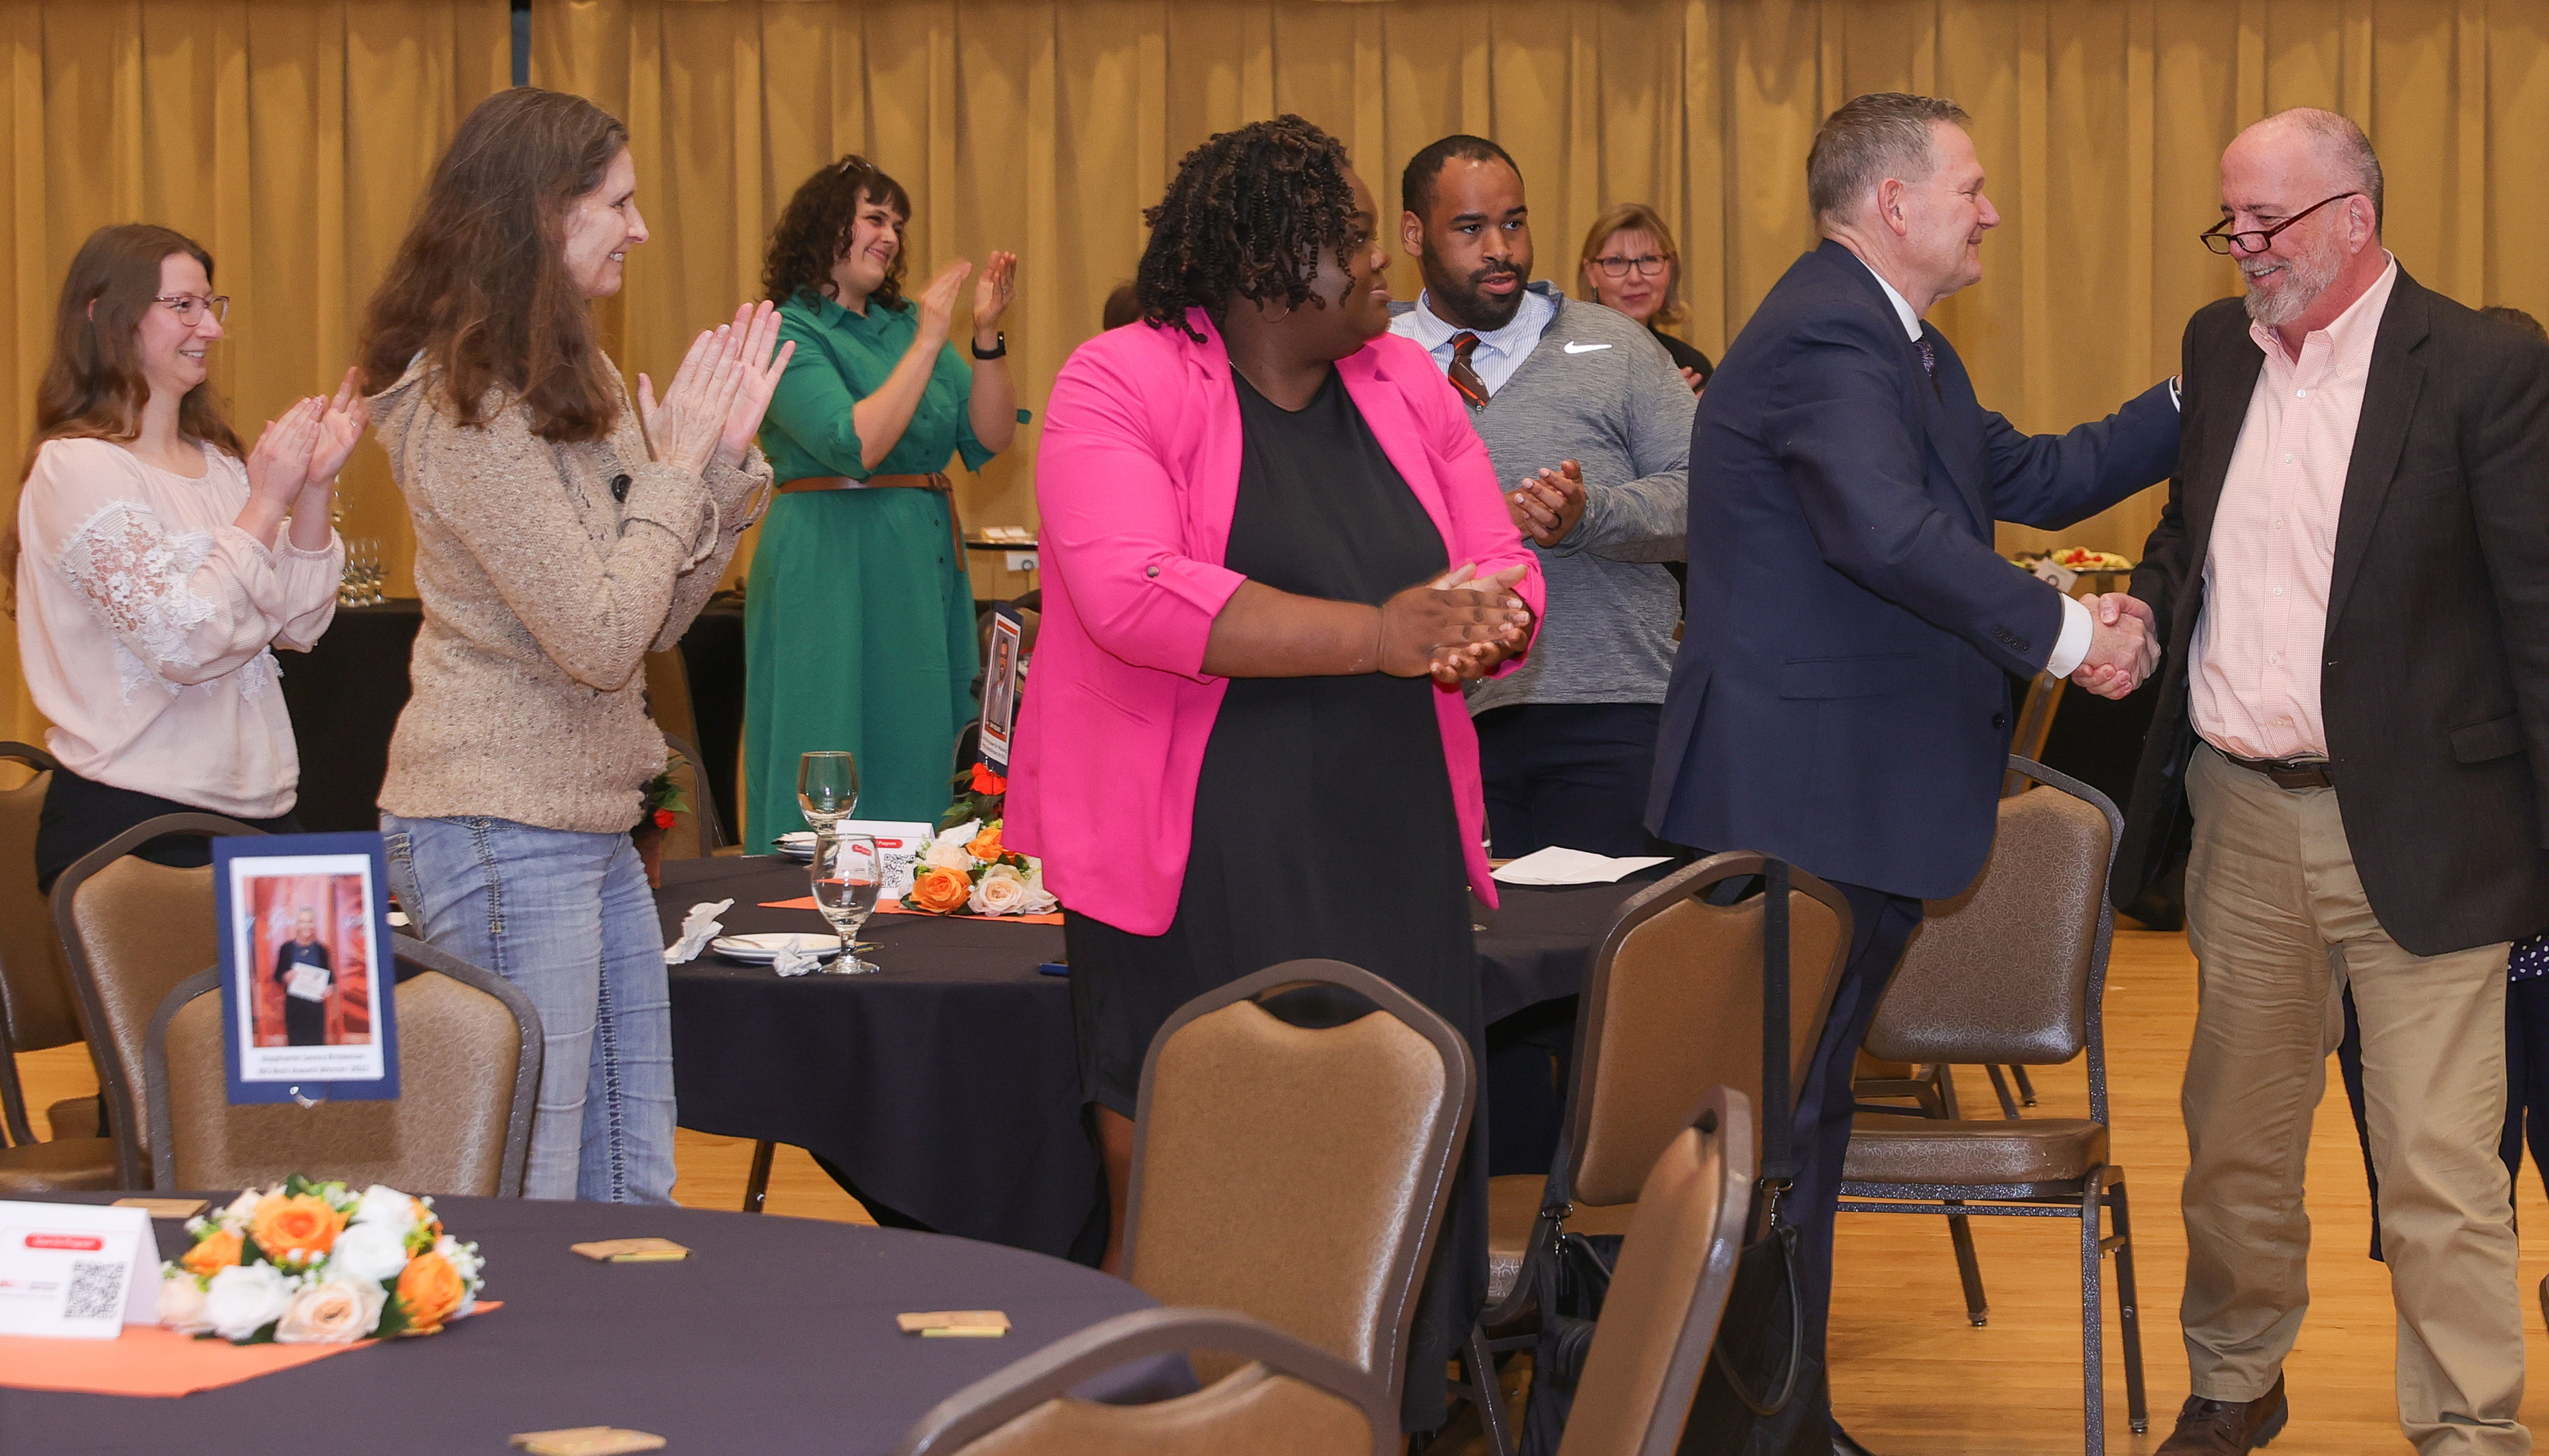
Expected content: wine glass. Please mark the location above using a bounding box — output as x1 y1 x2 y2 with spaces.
798 751 859 832
810 832 882 973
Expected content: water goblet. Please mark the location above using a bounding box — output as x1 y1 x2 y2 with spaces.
810 832 882 973
797 750 858 832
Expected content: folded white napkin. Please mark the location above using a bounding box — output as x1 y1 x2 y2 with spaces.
663 899 735 964
1490 847 1673 887
771 945 824 978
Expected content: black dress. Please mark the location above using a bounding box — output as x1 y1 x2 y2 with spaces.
273 940 334 1047
1651 324 1715 384
1065 368 1487 1433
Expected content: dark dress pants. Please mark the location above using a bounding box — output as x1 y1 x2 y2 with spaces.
1475 702 1663 859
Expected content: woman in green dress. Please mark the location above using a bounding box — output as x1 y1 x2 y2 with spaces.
746 156 1020 846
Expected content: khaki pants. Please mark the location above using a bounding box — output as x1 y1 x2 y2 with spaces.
2181 744 2524 1453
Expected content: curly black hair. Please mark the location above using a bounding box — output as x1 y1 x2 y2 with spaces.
1135 115 1361 340
763 155 915 311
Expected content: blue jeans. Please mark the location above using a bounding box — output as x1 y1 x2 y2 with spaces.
382 814 677 1204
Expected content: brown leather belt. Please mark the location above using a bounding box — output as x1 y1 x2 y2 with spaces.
2219 749 2334 790
775 473 967 571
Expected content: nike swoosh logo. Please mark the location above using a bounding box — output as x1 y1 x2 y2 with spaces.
1561 341 1610 354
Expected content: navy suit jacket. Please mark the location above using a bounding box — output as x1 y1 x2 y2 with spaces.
1646 240 2181 899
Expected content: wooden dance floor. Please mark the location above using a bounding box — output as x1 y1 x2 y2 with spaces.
21 927 2548 1450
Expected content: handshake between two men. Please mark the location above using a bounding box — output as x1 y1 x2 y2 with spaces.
2071 591 2160 699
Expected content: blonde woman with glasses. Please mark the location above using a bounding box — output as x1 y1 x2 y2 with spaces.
12 222 362 891
1577 202 1712 392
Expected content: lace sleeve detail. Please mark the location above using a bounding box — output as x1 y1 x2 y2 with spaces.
54 499 220 701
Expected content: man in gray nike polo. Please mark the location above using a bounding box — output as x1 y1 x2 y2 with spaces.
1389 134 1697 859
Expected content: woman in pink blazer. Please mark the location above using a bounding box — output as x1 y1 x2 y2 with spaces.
1004 116 1543 1433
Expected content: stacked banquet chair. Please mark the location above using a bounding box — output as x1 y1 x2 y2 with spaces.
0 742 116 1191
1458 853 1855 1455
146 936 541 1195
892 1088 1756 1456
1113 961 1476 1425
1836 756 2146 1453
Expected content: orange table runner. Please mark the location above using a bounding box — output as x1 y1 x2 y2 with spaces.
0 1303 501 1398
759 896 1062 926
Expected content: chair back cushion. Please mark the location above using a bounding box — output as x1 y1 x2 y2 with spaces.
1866 785 2109 1066
951 1366 1374 1456
1126 968 1466 1400
1559 1092 1753 1456
67 857 218 1162
0 767 80 1053
157 967 523 1194
1569 861 1847 1208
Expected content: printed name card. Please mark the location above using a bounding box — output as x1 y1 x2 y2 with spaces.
0 1202 158 1338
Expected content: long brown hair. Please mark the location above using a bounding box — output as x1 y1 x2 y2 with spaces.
7 224 244 611
358 88 629 442
763 155 912 311
1578 203 1685 328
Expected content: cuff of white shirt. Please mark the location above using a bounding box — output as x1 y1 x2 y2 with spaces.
2169 376 2182 411
2045 594 2094 678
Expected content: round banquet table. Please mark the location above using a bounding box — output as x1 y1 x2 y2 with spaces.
660 855 1656 1262
0 1194 1187 1455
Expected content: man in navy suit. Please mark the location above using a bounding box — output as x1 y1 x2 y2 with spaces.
1650 92 2181 1454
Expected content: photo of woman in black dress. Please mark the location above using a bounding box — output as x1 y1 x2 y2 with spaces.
271 907 335 1047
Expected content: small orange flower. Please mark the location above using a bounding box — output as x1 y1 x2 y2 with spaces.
969 763 1007 796
964 822 1005 861
180 1228 244 1277
249 1193 346 1264
910 867 972 914
394 1250 465 1334
653 808 676 830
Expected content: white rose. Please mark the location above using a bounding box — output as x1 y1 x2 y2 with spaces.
327 1220 412 1285
1018 866 1057 914
349 1184 420 1238
219 1189 262 1229
273 1279 383 1345
157 1274 214 1335
923 821 980 872
433 1234 485 1287
203 1262 293 1341
968 865 1033 915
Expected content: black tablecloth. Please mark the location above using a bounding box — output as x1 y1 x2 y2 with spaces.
1 1195 1183 1456
660 857 1648 1260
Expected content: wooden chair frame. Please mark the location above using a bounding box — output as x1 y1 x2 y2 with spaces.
0 740 62 1147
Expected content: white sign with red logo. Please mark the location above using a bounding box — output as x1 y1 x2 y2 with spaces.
834 820 935 899
0 1202 157 1338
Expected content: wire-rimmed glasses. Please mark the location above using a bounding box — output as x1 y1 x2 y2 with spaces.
154 293 230 325
2198 192 2359 255
1590 254 1670 279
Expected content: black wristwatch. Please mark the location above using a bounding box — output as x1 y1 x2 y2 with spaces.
971 332 1007 360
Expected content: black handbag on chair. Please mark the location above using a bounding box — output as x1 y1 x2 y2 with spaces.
1680 859 1825 1456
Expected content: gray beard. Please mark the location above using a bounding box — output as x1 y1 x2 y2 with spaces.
2241 246 2341 329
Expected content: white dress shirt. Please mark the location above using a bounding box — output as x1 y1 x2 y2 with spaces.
1390 287 1556 396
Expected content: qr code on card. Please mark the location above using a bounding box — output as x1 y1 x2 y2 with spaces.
64 1258 128 1321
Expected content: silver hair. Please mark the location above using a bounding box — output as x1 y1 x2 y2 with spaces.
1808 93 1972 224
2261 107 2384 228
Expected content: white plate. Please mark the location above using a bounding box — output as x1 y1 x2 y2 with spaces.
712 932 840 964
775 832 818 862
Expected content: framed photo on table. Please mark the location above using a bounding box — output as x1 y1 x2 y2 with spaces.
978 603 1026 771
212 832 400 1105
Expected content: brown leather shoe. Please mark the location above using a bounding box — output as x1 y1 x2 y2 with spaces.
2155 1375 2290 1454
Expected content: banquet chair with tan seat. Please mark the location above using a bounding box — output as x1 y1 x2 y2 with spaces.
658 733 730 858
1121 961 1474 1419
0 741 117 1195
1552 1087 1752 1456
1462 853 1852 1455
50 812 266 1187
145 936 540 1195
893 1307 1394 1456
1837 757 2145 1453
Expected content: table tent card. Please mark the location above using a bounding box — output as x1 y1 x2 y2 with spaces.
832 820 935 899
977 603 1026 771
213 832 401 1105
0 1202 157 1338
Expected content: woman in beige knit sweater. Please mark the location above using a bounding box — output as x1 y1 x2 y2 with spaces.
359 88 790 1204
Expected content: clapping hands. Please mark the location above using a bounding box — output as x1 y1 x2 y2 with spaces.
246 372 369 508
639 301 796 478
1377 563 1534 685
1507 462 1587 547
2071 592 2159 698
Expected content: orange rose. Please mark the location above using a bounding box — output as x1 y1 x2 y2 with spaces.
248 1193 346 1265
964 822 1005 861
181 1228 244 1277
910 867 972 914
394 1250 466 1334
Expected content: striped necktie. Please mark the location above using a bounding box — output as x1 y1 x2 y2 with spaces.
1448 332 1492 410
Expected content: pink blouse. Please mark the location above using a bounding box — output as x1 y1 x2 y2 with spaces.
14 437 341 818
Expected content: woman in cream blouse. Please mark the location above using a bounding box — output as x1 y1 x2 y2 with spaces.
13 222 362 891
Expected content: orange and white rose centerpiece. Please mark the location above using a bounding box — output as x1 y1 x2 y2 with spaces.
157 1175 486 1344
901 818 1057 918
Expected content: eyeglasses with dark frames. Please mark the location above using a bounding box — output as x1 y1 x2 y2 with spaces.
2199 193 2360 256
1591 254 1670 279
154 293 230 325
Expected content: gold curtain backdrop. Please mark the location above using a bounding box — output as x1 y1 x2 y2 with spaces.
8 1 2549 745
0 0 510 744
